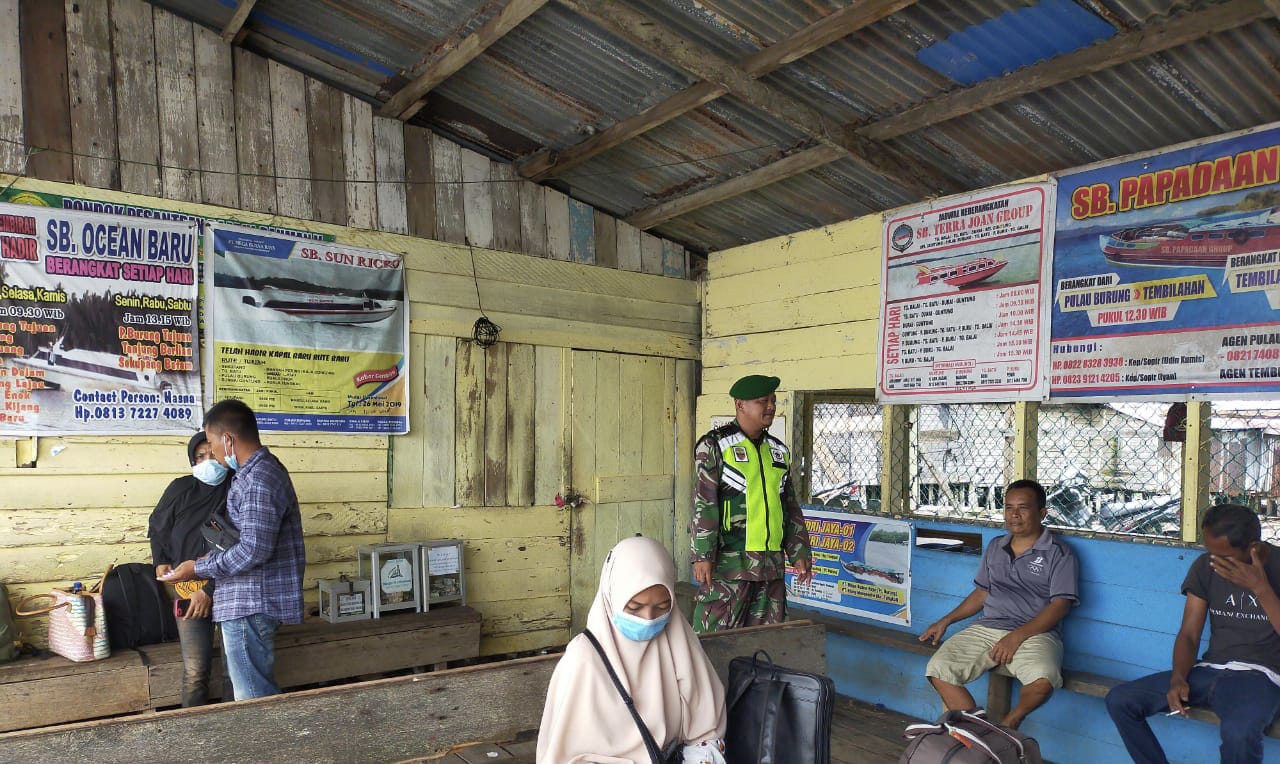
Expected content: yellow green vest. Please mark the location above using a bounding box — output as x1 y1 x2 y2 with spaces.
715 429 790 552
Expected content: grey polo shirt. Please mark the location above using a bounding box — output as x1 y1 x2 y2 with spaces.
974 528 1078 637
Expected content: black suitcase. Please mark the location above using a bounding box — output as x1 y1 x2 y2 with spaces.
725 650 835 764
900 709 1044 764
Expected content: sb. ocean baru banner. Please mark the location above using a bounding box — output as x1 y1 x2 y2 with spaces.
787 508 912 626
206 222 409 434
878 183 1055 403
0 202 201 435
1052 122 1280 398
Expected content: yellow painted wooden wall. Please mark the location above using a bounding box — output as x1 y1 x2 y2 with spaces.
0 176 701 655
696 214 885 445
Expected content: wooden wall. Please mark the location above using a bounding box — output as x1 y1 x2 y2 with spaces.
0 0 705 656
0 0 689 276
0 182 699 655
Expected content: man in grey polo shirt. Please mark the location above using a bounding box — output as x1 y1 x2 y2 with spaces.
919 479 1079 729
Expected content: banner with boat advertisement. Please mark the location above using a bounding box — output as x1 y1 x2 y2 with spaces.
206 222 409 434
1052 123 1280 398
786 507 912 626
0 202 202 435
878 183 1055 403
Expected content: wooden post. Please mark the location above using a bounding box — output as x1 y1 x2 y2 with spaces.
1012 401 1038 481
1181 401 1211 542
881 405 912 515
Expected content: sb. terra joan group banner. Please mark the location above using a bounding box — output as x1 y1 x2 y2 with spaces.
879 183 1054 403
1052 122 1280 398
787 508 912 626
206 222 409 434
0 202 202 435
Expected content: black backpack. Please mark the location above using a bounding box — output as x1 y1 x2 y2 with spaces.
0 582 19 662
102 563 179 649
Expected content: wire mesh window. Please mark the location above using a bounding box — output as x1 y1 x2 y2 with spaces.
807 400 883 511
1036 401 1182 538
911 404 1015 522
1209 401 1280 542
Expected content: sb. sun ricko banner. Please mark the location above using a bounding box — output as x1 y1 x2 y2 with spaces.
206 222 409 434
1052 122 1280 398
0 202 202 435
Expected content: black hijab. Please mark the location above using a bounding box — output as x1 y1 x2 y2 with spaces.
148 431 232 566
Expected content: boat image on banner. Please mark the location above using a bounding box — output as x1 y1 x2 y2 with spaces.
11 337 170 392
240 286 397 325
1099 206 1280 268
915 256 1008 288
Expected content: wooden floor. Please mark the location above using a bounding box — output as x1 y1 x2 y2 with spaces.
427 698 920 763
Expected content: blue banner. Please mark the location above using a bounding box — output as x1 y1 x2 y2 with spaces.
1051 123 1280 398
787 507 912 626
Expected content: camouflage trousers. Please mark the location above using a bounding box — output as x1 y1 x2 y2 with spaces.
691 577 786 634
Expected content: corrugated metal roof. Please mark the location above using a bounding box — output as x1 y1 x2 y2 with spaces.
144 0 1280 256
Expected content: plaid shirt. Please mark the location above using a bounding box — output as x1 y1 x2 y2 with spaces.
195 447 305 624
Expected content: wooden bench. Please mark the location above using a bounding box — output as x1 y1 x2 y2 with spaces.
0 606 481 732
0 620 826 763
805 610 1280 736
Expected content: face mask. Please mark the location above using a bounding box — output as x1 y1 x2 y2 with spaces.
222 435 239 471
192 459 229 486
613 610 671 642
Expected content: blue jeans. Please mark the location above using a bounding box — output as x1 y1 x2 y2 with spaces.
176 615 214 707
219 613 281 701
1106 667 1280 764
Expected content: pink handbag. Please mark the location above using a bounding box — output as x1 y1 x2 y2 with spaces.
16 570 111 662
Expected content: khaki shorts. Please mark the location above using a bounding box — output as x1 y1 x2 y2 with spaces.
925 624 1063 689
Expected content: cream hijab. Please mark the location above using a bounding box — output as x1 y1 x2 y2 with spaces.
537 536 726 764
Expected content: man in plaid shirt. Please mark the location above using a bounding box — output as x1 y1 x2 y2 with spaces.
162 399 305 700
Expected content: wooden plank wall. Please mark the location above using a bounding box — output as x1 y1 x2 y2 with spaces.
0 173 700 655
9 1 690 277
0 2 704 656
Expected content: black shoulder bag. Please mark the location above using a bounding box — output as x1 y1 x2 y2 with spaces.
583 629 683 764
200 509 240 553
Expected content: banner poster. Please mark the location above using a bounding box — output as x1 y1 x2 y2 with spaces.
1052 123 1280 398
207 222 409 434
786 507 912 626
0 202 202 435
878 183 1054 403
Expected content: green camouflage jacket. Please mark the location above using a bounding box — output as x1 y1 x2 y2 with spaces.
690 420 811 581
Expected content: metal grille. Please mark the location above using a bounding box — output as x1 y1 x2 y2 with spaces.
1037 402 1182 538
911 403 1014 522
808 400 883 511
1209 402 1280 541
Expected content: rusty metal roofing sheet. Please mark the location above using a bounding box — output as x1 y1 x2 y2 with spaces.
142 1 1280 255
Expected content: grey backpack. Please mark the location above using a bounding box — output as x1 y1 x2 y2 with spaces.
900 709 1045 764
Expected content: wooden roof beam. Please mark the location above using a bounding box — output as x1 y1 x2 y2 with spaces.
554 0 953 197
220 0 257 44
625 145 845 229
858 0 1273 141
520 0 919 181
627 0 1272 229
380 0 550 122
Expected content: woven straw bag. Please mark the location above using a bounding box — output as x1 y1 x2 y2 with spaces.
16 567 112 662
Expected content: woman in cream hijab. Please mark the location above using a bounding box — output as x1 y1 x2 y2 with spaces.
538 535 727 764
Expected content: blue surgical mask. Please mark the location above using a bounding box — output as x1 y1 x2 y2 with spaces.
222 435 239 471
613 610 671 642
192 459 229 486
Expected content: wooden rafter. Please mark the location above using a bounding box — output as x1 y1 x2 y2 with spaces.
625 145 845 229
380 0 550 122
859 0 1273 141
554 0 952 199
520 0 919 181
220 0 257 44
626 0 1273 229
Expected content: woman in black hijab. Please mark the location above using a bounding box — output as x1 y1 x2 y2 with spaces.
148 431 231 706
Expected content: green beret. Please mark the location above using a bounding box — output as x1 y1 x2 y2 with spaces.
729 374 780 400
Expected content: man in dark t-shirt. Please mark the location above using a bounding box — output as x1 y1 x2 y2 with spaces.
1106 504 1280 764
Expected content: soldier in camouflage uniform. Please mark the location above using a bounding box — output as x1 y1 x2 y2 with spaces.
691 374 813 633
